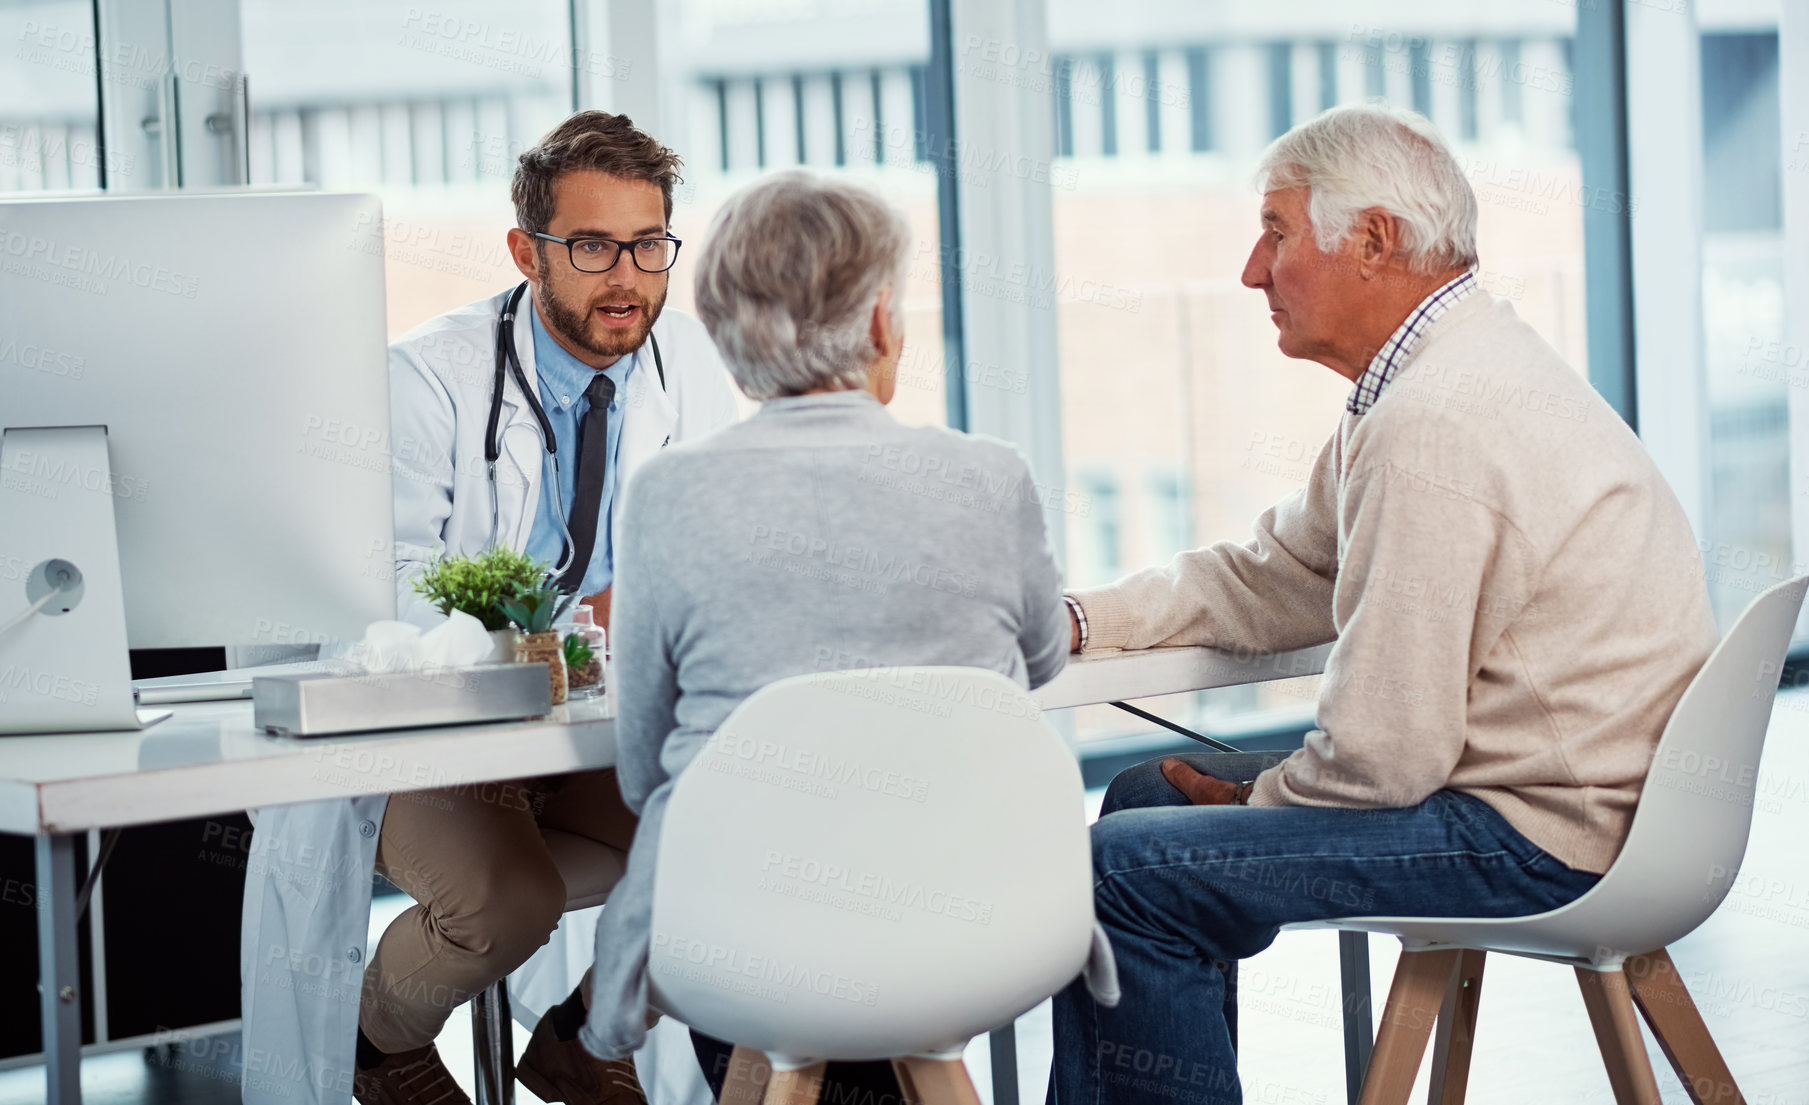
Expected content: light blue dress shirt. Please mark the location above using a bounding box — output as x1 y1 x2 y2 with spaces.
523 304 634 594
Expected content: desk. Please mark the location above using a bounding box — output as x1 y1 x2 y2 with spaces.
1033 642 1331 712
8 645 1346 1105
3 697 616 1105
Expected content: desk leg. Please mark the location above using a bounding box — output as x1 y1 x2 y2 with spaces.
988 1023 1019 1105
1338 931 1373 1105
37 833 82 1105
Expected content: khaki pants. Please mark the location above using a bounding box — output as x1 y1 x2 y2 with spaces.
358 769 636 1052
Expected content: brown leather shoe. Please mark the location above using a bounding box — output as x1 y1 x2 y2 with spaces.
351 1042 473 1105
516 1010 648 1105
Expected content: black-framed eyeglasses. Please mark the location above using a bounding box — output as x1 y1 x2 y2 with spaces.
532 232 683 274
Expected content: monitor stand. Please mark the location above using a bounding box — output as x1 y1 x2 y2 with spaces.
1 426 157 733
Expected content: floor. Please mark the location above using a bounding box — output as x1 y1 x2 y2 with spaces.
7 690 1809 1105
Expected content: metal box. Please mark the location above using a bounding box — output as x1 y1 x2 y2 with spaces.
252 664 552 737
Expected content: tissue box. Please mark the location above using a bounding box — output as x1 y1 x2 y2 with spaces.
253 664 552 737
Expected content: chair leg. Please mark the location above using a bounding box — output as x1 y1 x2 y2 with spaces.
1426 949 1486 1105
891 1057 983 1105
1624 948 1746 1105
891 1057 921 1105
469 981 515 1105
1341 931 1376 1105
1575 966 1663 1105
1358 948 1460 1105
720 1047 769 1105
762 1061 827 1105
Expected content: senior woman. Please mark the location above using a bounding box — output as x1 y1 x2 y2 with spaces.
573 171 1070 1094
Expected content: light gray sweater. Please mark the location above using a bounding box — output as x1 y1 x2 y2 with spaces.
580 390 1069 1059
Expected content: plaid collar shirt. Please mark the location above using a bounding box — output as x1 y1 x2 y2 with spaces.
1346 271 1478 416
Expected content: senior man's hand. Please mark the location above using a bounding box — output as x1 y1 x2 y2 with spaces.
1161 758 1256 806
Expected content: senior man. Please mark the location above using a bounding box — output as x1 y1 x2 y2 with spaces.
1048 104 1717 1104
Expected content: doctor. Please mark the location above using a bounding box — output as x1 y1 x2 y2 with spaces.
240 111 740 1105
391 112 741 628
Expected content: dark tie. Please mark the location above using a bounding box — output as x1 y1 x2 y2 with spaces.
558 372 617 592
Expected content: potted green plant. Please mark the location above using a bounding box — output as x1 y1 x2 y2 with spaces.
411 548 547 661
563 631 601 696
500 584 576 705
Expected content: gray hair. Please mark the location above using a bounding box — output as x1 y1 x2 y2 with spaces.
694 171 911 399
1255 104 1479 275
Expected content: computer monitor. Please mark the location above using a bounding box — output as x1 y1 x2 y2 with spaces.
1 191 395 729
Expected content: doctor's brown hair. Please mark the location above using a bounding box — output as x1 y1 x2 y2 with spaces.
511 111 684 233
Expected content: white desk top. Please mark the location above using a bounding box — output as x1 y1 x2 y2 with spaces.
0 644 1328 836
1031 643 1329 711
0 697 617 835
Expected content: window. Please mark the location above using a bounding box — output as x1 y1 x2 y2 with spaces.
1148 468 1191 557
1073 469 1121 583
1 2 104 193
660 0 945 427
1142 50 1162 153
240 0 575 337
1315 42 1338 114
1265 43 1292 141
1699 26 1792 626
1044 5 1586 745
1185 47 1211 151
233 0 949 422
1053 55 1074 157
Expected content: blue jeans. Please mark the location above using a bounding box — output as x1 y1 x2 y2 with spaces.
1049 754 1602 1105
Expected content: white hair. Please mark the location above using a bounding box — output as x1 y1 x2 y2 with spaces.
1255 104 1479 275
694 170 910 400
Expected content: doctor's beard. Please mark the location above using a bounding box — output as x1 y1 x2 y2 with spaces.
536 261 668 361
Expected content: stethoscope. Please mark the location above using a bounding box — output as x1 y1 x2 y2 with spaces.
483 280 665 585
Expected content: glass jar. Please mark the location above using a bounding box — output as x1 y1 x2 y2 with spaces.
514 631 567 706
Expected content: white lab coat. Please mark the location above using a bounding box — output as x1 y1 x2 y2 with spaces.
239 287 741 1105
388 287 743 625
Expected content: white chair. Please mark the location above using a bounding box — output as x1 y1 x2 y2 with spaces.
648 667 1098 1104
470 831 626 1105
1292 575 1809 1104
